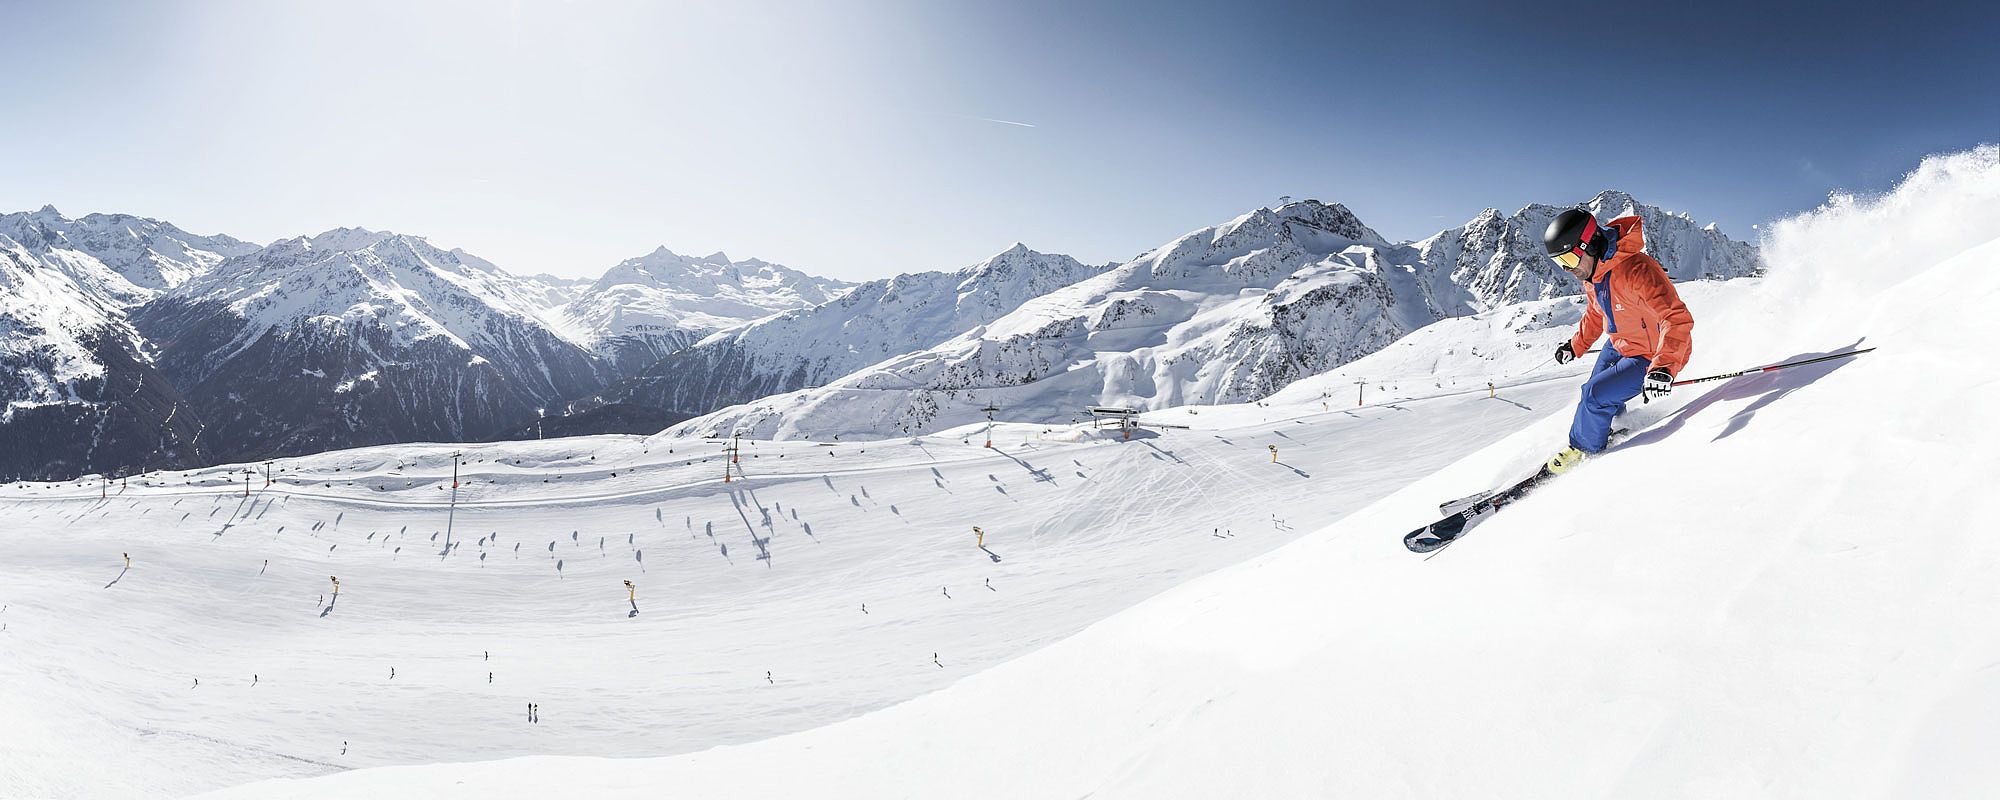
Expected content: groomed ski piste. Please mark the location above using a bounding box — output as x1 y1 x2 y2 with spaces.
4 147 1996 798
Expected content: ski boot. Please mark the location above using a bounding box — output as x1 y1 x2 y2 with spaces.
1545 446 1586 475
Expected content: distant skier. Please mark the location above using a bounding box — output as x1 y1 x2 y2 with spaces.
1542 209 1694 472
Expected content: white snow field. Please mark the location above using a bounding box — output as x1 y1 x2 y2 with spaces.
5 147 1995 798
1 291 1616 797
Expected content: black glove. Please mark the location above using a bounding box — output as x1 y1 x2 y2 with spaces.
1642 368 1673 402
1554 342 1577 365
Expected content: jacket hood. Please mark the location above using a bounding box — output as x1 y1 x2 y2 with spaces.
1592 215 1646 280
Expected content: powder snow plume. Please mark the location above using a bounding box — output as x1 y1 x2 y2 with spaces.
1749 145 2000 354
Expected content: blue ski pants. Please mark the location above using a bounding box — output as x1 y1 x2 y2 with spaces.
1569 344 1652 453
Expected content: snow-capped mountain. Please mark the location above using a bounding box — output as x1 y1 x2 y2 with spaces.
552 247 853 376
667 195 1760 441
1417 189 1762 310
514 272 597 314
0 207 252 480
589 243 1110 420
0 194 1756 477
132 229 609 462
0 236 208 481
0 205 258 307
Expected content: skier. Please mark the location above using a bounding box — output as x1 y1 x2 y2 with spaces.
1542 208 1694 473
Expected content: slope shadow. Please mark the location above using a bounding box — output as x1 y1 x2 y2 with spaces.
729 488 775 566
1137 440 1187 465
1621 340 1870 451
104 566 128 589
991 449 1058 484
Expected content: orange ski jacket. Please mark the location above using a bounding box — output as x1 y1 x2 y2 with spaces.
1568 216 1695 377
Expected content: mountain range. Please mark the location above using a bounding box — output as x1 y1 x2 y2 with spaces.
0 210 845 480
664 191 1760 441
0 192 1760 480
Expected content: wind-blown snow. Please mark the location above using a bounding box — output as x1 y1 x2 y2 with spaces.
172 146 2000 798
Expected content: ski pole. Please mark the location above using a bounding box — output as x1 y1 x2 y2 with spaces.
1671 347 1875 387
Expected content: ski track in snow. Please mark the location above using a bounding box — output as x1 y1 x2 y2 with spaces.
0 372 1575 797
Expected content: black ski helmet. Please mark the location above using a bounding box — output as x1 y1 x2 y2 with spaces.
1543 208 1607 262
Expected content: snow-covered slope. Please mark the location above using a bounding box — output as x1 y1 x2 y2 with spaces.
1417 189 1763 311
0 319 1598 797
596 243 1110 419
132 229 609 462
190 148 2000 800
511 272 595 314
666 195 1756 441
552 248 852 376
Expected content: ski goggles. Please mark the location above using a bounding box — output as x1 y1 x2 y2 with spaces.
1548 216 1599 270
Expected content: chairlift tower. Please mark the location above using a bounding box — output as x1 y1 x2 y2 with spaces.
981 403 1001 448
723 431 744 483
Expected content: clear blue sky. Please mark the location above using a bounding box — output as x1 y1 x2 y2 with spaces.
2 0 1994 281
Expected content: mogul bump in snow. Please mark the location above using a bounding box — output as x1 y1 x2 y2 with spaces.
1542 208 1694 472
